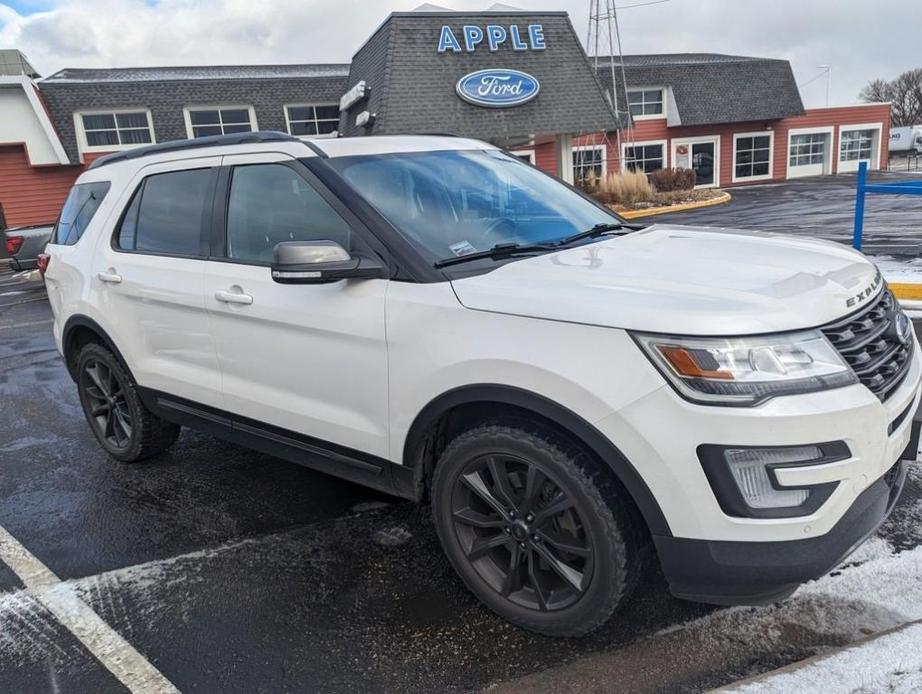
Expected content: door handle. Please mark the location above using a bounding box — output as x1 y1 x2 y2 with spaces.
214 290 254 305
97 271 122 284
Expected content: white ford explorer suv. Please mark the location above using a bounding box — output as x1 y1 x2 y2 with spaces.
44 132 921 636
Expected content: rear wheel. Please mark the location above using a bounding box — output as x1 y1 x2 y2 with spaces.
431 424 636 636
76 343 180 462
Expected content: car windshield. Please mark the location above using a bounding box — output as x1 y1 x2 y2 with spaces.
326 149 620 263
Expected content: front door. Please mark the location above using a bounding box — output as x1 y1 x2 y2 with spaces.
672 138 720 188
202 152 390 458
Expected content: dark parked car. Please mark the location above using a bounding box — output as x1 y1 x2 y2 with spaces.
4 224 54 271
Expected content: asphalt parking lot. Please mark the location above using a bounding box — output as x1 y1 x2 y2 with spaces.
656 171 922 256
1 263 921 693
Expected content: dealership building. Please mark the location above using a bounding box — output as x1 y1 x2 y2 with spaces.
0 5 892 228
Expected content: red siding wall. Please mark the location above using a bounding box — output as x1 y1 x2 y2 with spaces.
0 145 83 227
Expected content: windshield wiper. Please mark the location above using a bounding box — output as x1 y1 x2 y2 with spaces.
556 221 645 247
434 242 557 268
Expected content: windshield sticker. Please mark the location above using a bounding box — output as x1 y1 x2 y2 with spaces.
449 240 477 257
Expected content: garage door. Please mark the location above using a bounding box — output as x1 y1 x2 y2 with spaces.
788 132 829 178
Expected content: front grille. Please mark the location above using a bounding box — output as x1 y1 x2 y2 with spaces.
821 288 913 402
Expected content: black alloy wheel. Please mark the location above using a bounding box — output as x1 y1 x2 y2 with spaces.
451 452 593 612
81 357 133 450
432 424 636 636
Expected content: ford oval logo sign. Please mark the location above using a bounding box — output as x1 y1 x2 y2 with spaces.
456 69 540 108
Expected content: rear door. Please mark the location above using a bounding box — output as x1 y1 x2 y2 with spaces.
91 156 223 408
202 152 390 457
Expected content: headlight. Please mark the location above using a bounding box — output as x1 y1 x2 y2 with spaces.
633 329 858 406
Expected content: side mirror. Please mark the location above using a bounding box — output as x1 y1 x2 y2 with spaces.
271 240 385 284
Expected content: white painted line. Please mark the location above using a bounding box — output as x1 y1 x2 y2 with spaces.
0 526 180 693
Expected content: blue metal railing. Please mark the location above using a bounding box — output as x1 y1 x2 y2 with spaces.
853 160 922 250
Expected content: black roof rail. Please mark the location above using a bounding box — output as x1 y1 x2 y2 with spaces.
88 131 303 170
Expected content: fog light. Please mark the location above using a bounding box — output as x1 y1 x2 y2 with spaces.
724 446 822 509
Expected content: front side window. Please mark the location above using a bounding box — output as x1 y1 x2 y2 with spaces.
573 147 605 186
734 135 772 179
627 89 664 117
623 144 664 173
840 129 874 161
327 149 618 264
116 168 213 255
285 105 339 137
81 112 152 148
226 163 351 264
53 181 111 245
790 133 826 167
187 107 255 138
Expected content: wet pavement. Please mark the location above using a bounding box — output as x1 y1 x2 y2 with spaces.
653 171 922 256
0 264 921 693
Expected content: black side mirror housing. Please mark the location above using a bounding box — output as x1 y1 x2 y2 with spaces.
271 241 385 284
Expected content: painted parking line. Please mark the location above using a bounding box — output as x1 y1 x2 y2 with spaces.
0 319 53 331
0 525 180 694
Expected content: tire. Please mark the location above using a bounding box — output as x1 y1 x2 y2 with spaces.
431 423 637 637
75 342 180 462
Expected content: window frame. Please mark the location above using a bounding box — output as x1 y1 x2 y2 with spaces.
74 109 156 157
182 105 258 139
626 87 666 120
572 144 607 185
837 122 883 172
283 103 340 139
731 130 775 183
785 126 833 179
620 139 667 174
510 149 536 165
111 165 219 259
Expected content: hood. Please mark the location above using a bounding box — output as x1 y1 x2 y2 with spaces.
450 225 881 335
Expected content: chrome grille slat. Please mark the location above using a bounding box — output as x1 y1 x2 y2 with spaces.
821 288 912 402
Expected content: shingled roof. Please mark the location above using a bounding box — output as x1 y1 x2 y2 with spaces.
595 53 805 126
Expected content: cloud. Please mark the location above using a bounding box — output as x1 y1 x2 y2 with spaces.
1 0 920 107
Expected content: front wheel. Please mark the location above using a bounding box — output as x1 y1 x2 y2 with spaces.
431 424 637 636
76 343 180 462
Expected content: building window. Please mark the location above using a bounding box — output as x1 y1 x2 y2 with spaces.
840 129 874 161
511 149 535 165
573 146 606 185
734 134 772 180
789 133 826 167
80 111 153 148
623 143 665 173
285 104 340 137
185 107 256 138
627 89 664 118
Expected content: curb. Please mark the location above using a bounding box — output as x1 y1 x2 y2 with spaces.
706 618 922 693
617 191 732 219
890 283 922 302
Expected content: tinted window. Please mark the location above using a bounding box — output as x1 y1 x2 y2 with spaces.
116 169 212 255
53 182 111 245
226 163 351 263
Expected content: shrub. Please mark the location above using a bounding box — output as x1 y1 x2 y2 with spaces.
598 169 653 204
650 167 696 192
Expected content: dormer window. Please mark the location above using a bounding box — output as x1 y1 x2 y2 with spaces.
627 89 664 118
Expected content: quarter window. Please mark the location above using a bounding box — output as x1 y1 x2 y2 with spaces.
186 107 255 138
840 129 874 161
789 133 826 167
627 89 664 117
53 182 111 245
573 146 606 186
116 169 213 255
80 112 153 148
734 135 772 179
623 144 664 173
226 163 351 264
285 105 340 137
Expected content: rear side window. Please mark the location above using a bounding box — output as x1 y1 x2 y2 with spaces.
53 181 111 245
115 168 213 256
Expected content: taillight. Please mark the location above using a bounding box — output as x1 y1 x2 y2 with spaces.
36 253 50 276
5 236 23 255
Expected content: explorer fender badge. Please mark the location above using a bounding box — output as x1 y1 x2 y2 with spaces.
456 69 540 108
846 272 883 308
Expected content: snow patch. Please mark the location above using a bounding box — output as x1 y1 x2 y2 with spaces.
871 255 922 284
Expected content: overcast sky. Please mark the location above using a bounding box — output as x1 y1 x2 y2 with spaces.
1 0 919 108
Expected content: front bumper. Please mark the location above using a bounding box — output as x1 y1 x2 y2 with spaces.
653 441 913 605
